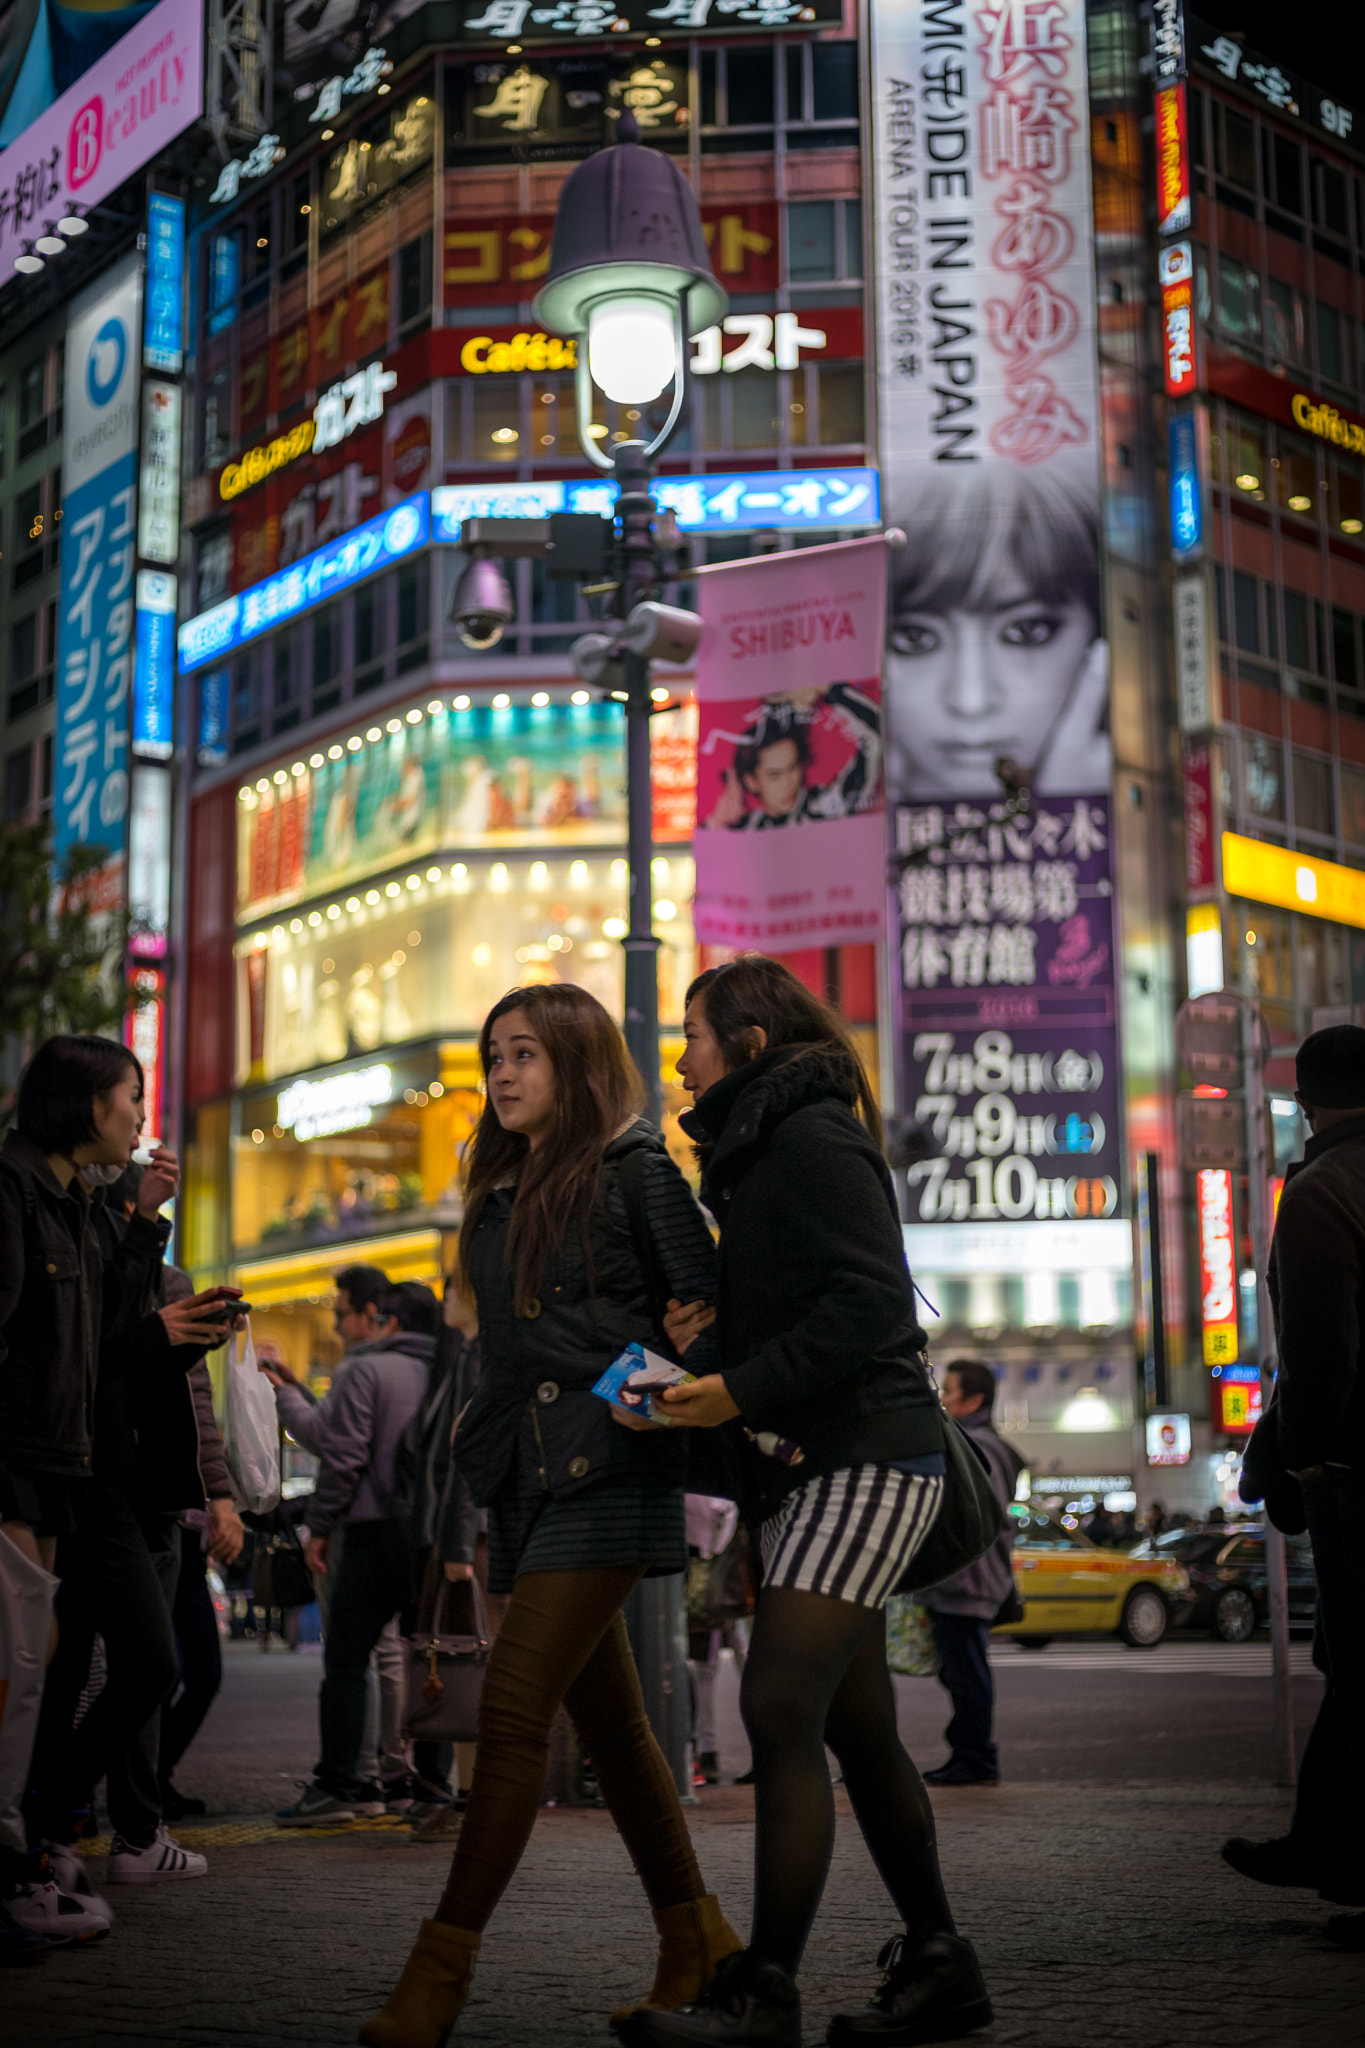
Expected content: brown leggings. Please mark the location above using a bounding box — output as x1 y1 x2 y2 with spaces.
436 1566 705 1931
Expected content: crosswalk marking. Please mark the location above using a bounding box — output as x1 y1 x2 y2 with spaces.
987 1644 1318 1675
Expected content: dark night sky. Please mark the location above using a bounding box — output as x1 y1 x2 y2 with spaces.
1189 1 1365 107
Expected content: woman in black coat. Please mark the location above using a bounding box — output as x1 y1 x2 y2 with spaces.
361 984 740 2048
630 958 991 2048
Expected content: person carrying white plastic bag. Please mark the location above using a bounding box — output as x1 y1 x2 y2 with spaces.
222 1319 282 1516
0 1528 58 1839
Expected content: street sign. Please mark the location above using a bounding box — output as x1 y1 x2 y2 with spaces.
1176 991 1243 1087
1178 1092 1246 1171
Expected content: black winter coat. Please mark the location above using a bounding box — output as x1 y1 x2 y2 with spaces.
1267 1109 1365 1471
454 1121 719 1509
0 1133 166 1478
682 1045 942 1521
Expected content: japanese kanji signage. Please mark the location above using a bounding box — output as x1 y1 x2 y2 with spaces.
0 0 202 297
1155 81 1191 236
1192 14 1360 155
56 255 142 884
691 536 889 953
893 794 1122 1228
430 470 880 539
1159 240 1196 396
1197 1167 1238 1365
143 192 186 374
444 204 781 306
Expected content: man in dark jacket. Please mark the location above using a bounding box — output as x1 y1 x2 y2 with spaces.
264 1281 439 1825
921 1361 1023 1787
1223 1025 1365 1926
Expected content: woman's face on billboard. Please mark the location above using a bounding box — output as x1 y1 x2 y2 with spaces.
887 570 1096 798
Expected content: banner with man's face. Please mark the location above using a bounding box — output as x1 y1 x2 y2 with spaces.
691 537 888 954
867 0 1122 1240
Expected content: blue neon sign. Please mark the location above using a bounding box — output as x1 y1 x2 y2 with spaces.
144 193 185 374
178 493 431 673
1169 412 1202 556
431 467 880 539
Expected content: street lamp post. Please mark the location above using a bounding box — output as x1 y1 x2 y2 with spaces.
533 115 728 1791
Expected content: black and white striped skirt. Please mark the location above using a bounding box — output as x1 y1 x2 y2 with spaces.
757 1464 944 1609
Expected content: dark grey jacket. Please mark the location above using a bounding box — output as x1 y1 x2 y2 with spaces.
1267 1110 1365 1472
921 1410 1024 1619
276 1332 435 1536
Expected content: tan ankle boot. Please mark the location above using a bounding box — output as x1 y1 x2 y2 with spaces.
358 1919 481 2048
609 1893 743 2030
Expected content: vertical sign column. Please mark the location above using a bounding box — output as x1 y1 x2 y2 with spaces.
129 190 187 1144
56 255 142 911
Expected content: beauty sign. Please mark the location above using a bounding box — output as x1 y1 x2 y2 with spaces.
691 536 888 952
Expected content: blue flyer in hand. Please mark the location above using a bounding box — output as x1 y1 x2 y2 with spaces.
592 1343 695 1423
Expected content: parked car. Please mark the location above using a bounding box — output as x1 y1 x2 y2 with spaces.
1128 1525 1318 1641
992 1505 1193 1649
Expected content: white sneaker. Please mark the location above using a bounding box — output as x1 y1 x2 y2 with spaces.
4 1867 109 1945
43 1842 114 1927
106 1826 208 1885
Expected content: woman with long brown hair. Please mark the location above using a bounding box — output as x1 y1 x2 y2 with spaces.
360 983 739 2048
629 956 991 2048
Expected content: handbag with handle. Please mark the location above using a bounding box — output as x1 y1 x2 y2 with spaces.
403 1573 493 1743
896 1408 1007 1595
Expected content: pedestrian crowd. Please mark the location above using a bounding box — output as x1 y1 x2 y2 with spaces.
1 987 1362 2044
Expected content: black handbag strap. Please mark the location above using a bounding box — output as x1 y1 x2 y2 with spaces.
427 1572 493 1648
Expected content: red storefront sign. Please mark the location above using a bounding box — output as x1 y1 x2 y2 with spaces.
443 203 782 306
1158 239 1196 396
1183 739 1215 892
1197 1167 1238 1366
1155 82 1191 236
444 306 863 376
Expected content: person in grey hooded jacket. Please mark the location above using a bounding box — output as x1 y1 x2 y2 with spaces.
262 1281 439 1823
921 1361 1024 1787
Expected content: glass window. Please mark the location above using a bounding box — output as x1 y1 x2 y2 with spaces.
788 200 836 283
1293 752 1335 836
397 561 422 644
1342 765 1365 843
313 605 337 687
729 369 781 450
274 629 298 707
1219 107 1257 190
1233 569 1260 653
1283 589 1310 669
699 47 717 126
471 379 520 463
785 44 804 121
1317 301 1345 384
726 48 773 126
16 482 42 552
1273 436 1317 519
286 173 310 258
355 580 385 666
399 237 428 328
18 358 44 430
1333 607 1359 690
530 378 568 457
233 652 260 727
1266 277 1307 365
1240 904 1294 1038
817 363 863 445
1314 160 1349 237
4 745 31 820
9 613 36 680
811 42 858 122
1241 735 1284 820
249 201 271 281
1334 460 1365 537
1299 918 1349 1014
1272 133 1303 215
1217 254 1261 346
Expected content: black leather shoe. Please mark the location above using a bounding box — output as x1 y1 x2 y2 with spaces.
826 1932 992 2045
922 1764 999 1788
621 1951 801 2046
1325 1913 1365 1951
1220 1836 1320 1890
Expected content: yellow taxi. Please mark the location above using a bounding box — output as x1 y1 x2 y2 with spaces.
992 1505 1193 1649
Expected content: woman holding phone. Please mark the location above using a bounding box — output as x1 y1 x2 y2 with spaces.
360 984 739 2048
627 958 991 2048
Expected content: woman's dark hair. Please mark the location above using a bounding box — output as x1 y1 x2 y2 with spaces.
460 983 645 1318
733 700 813 789
15 1034 143 1161
379 1279 442 1337
685 956 882 1145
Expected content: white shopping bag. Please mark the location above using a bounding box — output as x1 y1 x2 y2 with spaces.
0 1528 58 1854
222 1318 282 1514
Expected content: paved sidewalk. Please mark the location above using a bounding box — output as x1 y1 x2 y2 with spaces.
6 1640 1360 2046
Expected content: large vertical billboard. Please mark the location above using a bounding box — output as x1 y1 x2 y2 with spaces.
868 0 1121 1261
55 253 141 896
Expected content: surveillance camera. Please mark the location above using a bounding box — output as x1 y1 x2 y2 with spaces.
450 551 515 652
570 630 624 686
620 600 703 665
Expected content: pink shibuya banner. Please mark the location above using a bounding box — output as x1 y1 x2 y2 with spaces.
691 536 888 953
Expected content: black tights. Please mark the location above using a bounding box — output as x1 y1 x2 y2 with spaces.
740 1586 955 1976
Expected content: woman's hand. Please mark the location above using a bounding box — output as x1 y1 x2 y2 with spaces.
664 1298 716 1356
443 1561 474 1582
656 1375 741 1428
255 1341 295 1389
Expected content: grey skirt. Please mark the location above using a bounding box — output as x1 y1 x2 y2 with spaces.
487 1474 686 1594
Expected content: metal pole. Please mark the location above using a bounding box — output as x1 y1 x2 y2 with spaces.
611 438 691 1797
1243 999 1295 1787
